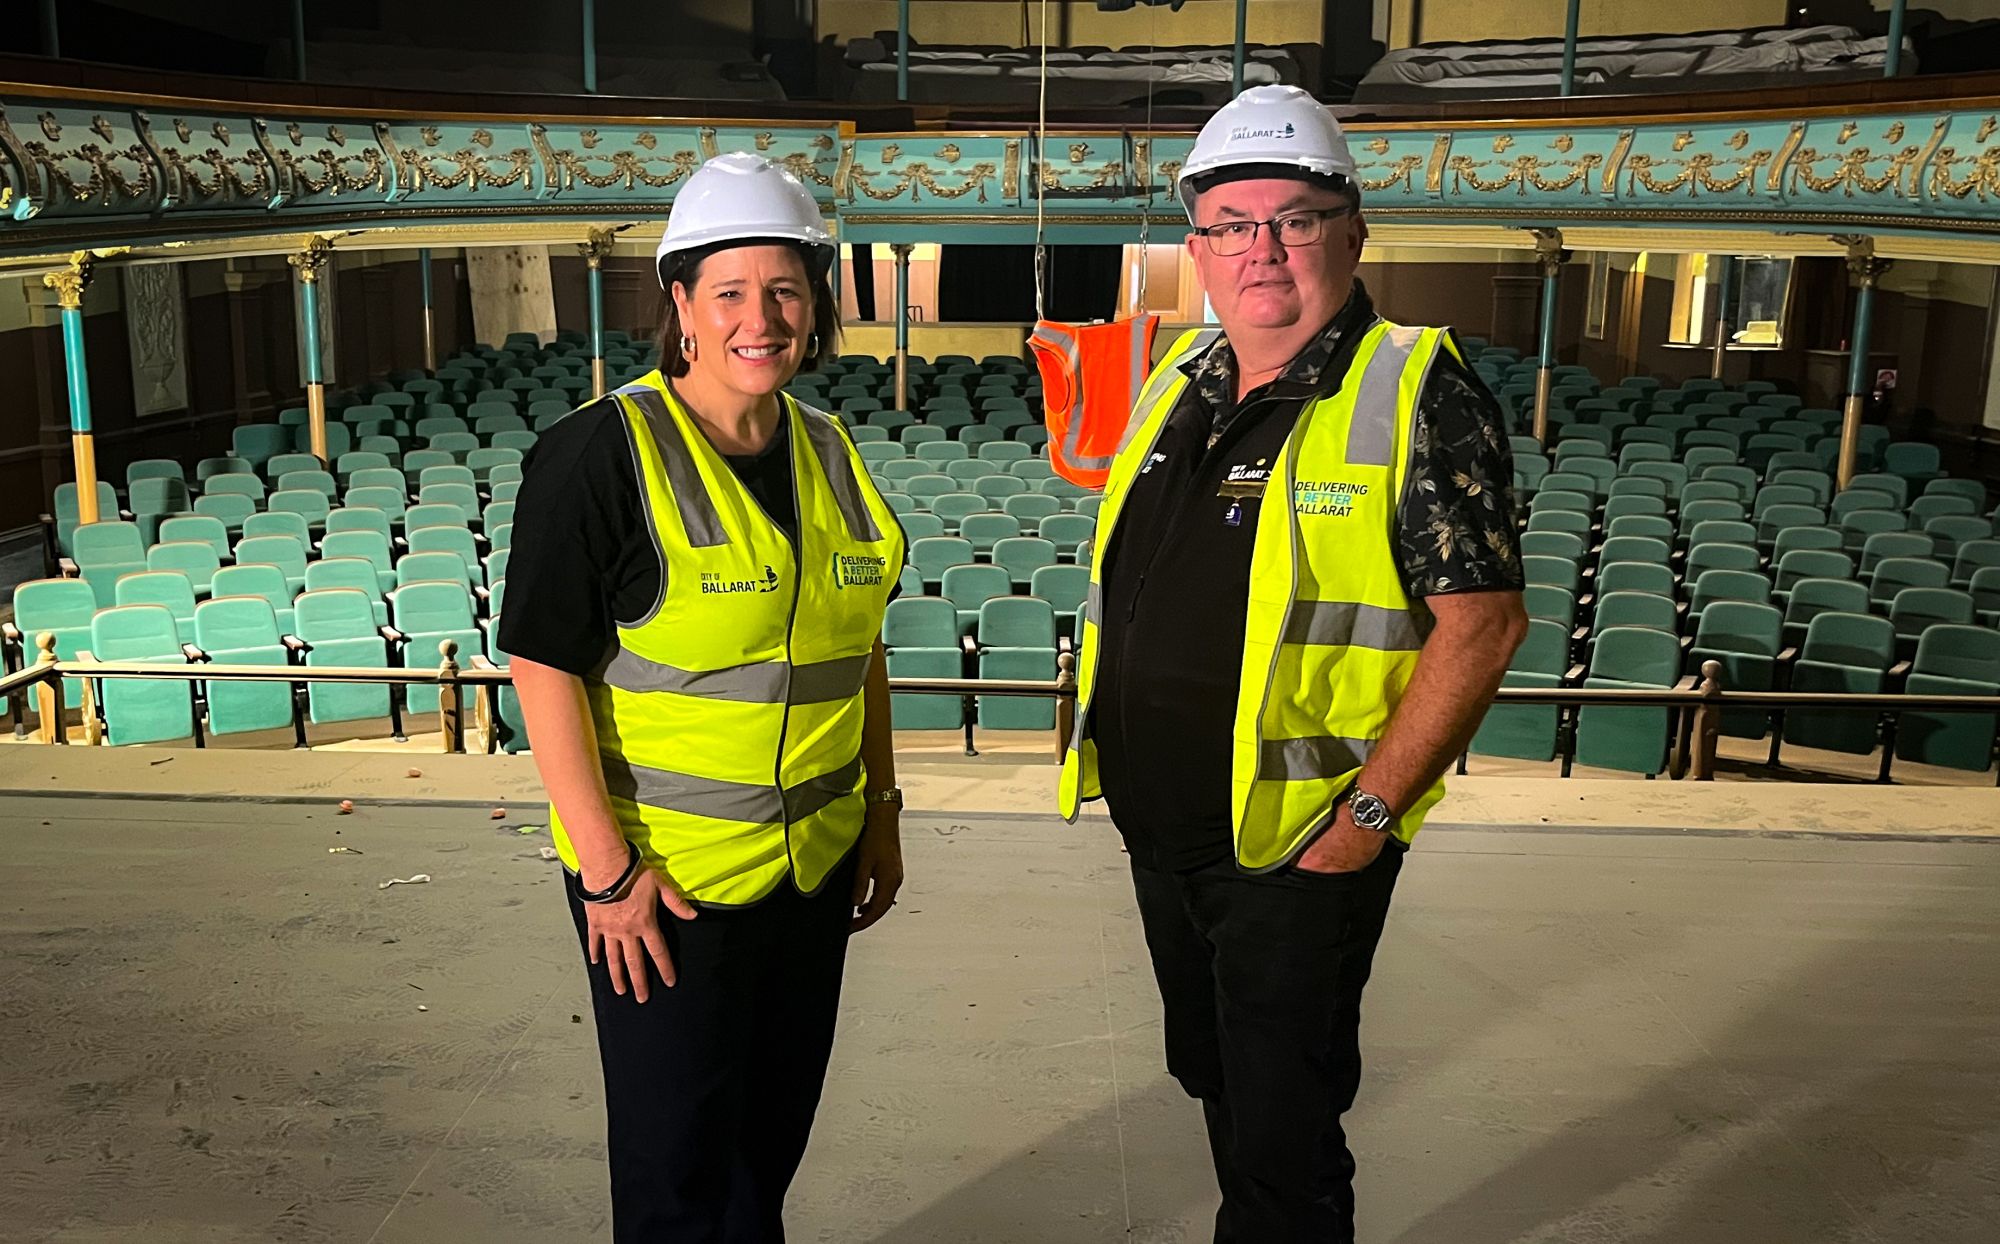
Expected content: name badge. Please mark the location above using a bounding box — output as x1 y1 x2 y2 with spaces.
1218 460 1272 500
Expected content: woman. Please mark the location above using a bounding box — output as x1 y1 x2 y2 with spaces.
500 152 907 1241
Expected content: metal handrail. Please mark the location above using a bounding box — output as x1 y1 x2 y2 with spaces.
7 637 1998 780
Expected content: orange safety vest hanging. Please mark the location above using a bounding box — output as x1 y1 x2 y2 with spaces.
1029 314 1160 488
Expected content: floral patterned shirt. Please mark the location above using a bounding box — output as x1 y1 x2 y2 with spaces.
1179 281 1524 597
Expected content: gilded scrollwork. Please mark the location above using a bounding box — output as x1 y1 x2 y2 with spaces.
402 143 536 191
1628 147 1773 196
1791 144 1923 196
755 132 775 151
91 115 113 143
777 151 835 189
1359 154 1423 194
938 143 960 164
847 160 999 203
1929 145 2000 201
19 136 157 207
1979 117 1998 143
543 136 703 191
159 145 273 201
274 143 387 195
1448 153 1602 195
471 129 494 149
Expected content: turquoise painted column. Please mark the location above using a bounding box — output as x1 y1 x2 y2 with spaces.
289 237 332 463
1531 230 1564 445
1885 0 1907 77
1838 248 1891 489
891 243 913 413
897 0 910 102
43 255 97 524
1708 255 1733 380
582 0 599 93
292 0 307 80
419 247 436 372
1560 0 1580 96
581 229 613 398
1232 0 1248 96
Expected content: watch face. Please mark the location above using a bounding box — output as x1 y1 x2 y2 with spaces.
1350 793 1392 830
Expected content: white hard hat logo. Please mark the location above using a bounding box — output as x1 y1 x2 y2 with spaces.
1229 123 1296 142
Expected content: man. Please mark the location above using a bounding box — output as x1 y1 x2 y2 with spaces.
1058 85 1528 1242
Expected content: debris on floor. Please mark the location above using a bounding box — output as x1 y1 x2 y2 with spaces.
337 800 354 815
490 807 507 819
378 874 432 890
538 846 560 861
406 768 422 778
327 846 364 855
514 824 543 834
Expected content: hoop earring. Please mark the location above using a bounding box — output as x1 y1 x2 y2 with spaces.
679 334 697 361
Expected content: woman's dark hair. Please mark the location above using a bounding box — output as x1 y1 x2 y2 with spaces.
654 238 839 379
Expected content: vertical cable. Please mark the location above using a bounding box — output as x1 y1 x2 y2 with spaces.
1033 0 1049 322
1134 0 1156 315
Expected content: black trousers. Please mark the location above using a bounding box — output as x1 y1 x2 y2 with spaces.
1129 841 1405 1244
565 855 856 1244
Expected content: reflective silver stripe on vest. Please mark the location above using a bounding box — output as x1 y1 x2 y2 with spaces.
789 652 873 705
1032 325 1090 467
783 754 864 821
1280 601 1424 652
623 385 730 548
1345 325 1425 468
1259 734 1375 782
603 646 786 702
604 753 863 824
603 648 871 706
1083 582 1103 626
797 404 883 543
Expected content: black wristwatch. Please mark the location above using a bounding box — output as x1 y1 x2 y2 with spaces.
1344 788 1396 835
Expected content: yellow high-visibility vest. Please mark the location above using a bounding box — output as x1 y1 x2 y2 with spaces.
551 373 905 904
1058 319 1450 868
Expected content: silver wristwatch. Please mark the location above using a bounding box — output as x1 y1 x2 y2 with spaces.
1345 789 1395 834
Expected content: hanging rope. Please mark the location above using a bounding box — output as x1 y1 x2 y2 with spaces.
1135 0 1157 314
1033 0 1049 321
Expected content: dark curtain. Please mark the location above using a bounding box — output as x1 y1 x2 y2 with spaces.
939 245 1124 324
846 245 875 321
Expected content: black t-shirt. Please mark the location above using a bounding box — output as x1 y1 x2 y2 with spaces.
1092 286 1523 872
496 394 801 677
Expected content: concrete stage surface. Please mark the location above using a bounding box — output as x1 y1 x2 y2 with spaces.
3 781 1996 1242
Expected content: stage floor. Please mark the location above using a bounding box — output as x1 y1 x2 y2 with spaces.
3 768 1997 1243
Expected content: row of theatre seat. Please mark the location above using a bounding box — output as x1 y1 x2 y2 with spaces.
1457 339 2000 778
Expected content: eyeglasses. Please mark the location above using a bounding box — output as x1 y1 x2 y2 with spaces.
1191 207 1352 257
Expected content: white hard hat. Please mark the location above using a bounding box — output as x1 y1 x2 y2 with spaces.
655 152 833 285
1178 85 1358 223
